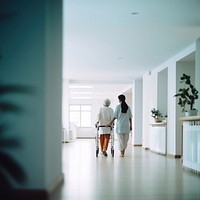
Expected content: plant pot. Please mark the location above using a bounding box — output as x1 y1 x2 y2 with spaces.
154 118 162 123
185 110 198 117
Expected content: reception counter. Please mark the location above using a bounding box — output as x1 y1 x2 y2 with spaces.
180 116 200 174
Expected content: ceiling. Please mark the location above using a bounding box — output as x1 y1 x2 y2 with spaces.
63 0 200 98
69 82 132 100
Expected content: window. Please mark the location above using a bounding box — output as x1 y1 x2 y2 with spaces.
69 105 92 127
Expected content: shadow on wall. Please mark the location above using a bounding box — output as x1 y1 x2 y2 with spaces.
0 7 29 199
0 6 45 200
0 83 35 200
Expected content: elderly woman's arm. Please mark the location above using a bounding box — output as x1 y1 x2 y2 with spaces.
106 117 116 126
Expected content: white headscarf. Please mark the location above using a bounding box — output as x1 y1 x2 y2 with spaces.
103 98 111 107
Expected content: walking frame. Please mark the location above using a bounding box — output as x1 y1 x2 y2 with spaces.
95 125 114 157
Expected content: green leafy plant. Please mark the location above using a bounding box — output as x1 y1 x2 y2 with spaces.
151 108 163 119
174 74 199 112
0 11 30 198
0 83 34 197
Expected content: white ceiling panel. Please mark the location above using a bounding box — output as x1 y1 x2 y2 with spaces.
63 0 200 97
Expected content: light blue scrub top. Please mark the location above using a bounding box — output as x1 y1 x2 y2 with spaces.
114 104 132 134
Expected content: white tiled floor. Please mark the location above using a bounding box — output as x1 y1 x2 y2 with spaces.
50 139 200 200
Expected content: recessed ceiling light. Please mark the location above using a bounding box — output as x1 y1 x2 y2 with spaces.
131 12 139 15
71 96 91 99
70 92 92 94
69 85 93 89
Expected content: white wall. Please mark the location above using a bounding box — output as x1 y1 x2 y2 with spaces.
176 61 195 156
0 0 63 190
167 62 176 155
62 79 70 139
45 0 63 189
157 68 168 117
142 72 156 148
142 43 196 156
67 88 133 138
69 97 117 137
124 92 132 110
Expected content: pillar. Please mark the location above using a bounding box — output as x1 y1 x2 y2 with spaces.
195 37 200 111
132 79 143 146
0 0 63 198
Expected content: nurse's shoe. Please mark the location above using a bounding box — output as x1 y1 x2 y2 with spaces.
122 149 125 156
120 151 124 157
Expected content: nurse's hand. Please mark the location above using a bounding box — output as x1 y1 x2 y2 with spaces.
105 123 111 127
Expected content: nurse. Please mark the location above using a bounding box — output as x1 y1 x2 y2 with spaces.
108 94 132 157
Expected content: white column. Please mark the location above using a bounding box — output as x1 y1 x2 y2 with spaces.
44 0 63 190
167 63 177 156
132 79 143 145
195 37 200 111
0 0 63 191
142 72 155 149
62 79 70 142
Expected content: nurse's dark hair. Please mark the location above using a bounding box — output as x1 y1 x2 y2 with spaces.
118 94 128 113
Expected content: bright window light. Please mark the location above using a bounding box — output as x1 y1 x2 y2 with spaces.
69 104 92 127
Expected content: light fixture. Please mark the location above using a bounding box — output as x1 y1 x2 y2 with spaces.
70 91 92 94
69 85 93 89
131 12 139 15
70 96 91 99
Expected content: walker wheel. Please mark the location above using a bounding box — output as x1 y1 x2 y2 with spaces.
96 150 99 157
111 149 114 157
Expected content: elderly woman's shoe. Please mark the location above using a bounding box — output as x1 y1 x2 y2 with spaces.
103 150 108 157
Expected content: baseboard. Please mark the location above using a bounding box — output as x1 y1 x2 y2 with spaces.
183 166 200 175
48 173 64 194
62 141 69 143
167 153 182 159
1 173 65 200
151 150 166 156
1 189 49 200
174 155 181 159
77 136 95 139
134 144 142 147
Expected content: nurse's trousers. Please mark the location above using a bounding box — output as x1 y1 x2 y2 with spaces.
117 133 129 151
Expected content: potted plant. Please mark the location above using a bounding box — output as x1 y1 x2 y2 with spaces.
163 115 168 123
174 73 199 116
151 108 163 123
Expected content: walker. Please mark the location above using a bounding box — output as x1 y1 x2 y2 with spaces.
95 125 114 157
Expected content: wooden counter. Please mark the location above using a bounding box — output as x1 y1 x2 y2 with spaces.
150 122 167 126
180 116 200 121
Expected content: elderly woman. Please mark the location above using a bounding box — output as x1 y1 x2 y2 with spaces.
96 98 114 157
